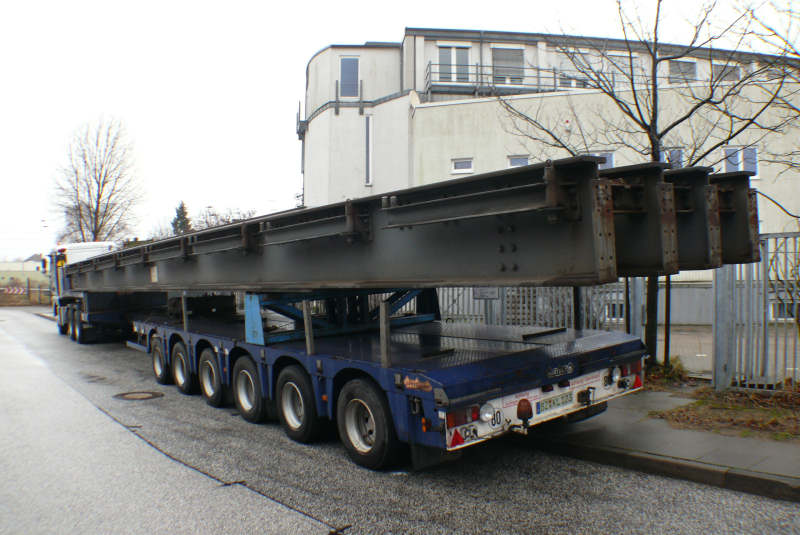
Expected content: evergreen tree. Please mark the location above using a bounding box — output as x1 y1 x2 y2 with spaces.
171 201 192 235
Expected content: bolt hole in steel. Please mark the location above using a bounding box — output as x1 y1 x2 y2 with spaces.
344 398 376 453
236 370 256 412
281 382 305 430
113 391 164 401
201 361 216 396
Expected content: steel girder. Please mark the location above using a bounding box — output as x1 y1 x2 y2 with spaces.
63 156 759 294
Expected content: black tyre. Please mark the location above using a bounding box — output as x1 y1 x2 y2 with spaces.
276 365 321 443
151 336 172 385
198 348 224 407
56 307 68 335
73 308 87 344
171 342 197 394
67 307 76 341
337 378 400 470
232 356 268 423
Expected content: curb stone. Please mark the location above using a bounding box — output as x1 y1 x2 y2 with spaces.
537 438 800 503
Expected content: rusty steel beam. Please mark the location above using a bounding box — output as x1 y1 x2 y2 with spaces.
664 166 723 270
600 163 679 277
65 157 618 292
710 171 760 264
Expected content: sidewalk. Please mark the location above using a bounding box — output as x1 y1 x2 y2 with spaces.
534 389 800 502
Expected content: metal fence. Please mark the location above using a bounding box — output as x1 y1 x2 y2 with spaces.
714 232 799 391
437 282 641 334
0 280 51 306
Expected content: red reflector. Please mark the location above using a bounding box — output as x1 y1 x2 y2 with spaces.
517 398 533 420
633 375 642 388
446 411 467 428
446 413 456 428
542 384 554 393
58 248 66 253
470 406 479 423
450 429 464 447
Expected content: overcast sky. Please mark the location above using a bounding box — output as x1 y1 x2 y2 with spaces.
0 0 753 260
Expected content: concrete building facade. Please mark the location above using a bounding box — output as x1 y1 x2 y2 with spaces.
298 28 799 236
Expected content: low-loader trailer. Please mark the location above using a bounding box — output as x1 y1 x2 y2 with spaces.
50 157 758 468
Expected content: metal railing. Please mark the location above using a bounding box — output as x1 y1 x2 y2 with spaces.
437 283 634 333
422 61 777 100
714 232 799 391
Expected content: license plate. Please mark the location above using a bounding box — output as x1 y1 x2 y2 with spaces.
536 392 572 414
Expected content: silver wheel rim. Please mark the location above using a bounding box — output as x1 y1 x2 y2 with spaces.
153 351 163 377
174 353 186 386
201 360 216 397
236 369 256 412
281 382 304 430
344 398 376 453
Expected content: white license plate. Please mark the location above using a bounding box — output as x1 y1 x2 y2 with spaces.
536 391 572 414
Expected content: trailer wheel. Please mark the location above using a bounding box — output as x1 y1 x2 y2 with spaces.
233 357 267 423
73 309 86 344
276 365 321 443
151 336 172 385
67 307 76 341
57 307 68 335
171 342 197 395
337 378 399 470
198 348 223 407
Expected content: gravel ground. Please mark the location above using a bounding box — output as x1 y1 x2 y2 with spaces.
3 307 799 535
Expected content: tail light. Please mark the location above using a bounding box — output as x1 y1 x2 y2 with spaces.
446 405 480 428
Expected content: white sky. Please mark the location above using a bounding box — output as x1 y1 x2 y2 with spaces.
0 0 752 260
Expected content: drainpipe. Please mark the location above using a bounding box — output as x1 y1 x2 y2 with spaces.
479 31 484 92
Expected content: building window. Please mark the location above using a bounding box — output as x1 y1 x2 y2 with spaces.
712 63 741 82
492 48 524 84
365 115 373 186
452 158 473 174
668 60 697 84
724 146 758 176
771 301 797 321
340 57 359 97
438 47 469 82
660 148 684 168
508 155 529 167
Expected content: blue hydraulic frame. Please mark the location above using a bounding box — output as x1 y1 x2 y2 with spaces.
243 289 435 346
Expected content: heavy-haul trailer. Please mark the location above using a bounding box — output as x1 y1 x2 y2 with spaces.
50 156 758 469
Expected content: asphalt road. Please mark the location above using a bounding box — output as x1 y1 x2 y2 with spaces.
1 307 798 535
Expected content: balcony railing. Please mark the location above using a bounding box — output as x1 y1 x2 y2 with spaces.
423 62 603 97
422 61 776 100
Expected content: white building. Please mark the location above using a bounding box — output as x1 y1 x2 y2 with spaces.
299 28 799 235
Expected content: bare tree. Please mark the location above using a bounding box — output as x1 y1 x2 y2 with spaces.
55 118 140 242
748 1 800 173
193 206 256 230
498 0 799 364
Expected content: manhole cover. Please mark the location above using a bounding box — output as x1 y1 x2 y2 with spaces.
113 391 164 401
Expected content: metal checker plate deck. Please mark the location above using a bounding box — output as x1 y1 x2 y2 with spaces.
270 323 643 371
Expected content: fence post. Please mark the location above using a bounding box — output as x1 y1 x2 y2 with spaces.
629 277 644 339
27 278 31 304
713 265 736 391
